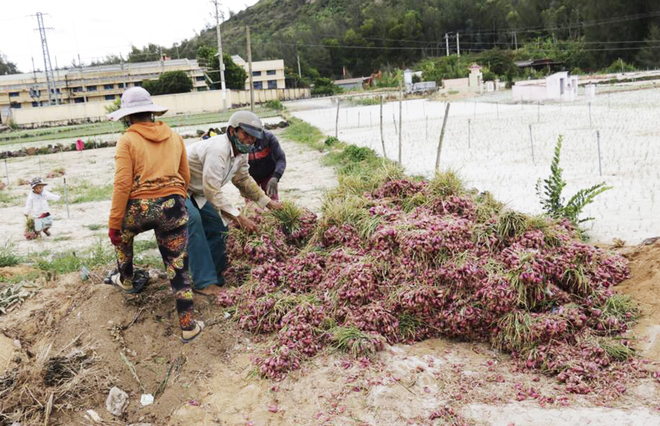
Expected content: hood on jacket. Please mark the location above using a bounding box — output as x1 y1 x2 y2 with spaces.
127 121 172 143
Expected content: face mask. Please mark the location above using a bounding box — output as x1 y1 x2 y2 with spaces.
229 131 253 154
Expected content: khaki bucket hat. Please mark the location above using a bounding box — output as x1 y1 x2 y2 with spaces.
107 87 168 121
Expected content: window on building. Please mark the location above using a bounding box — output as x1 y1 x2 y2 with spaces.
9 92 19 97
133 82 142 87
196 76 206 82
87 85 97 91
253 81 263 90
32 101 40 107
104 84 114 90
252 71 261 77
105 95 116 100
268 80 278 89
10 102 21 109
197 87 208 92
74 98 85 103
71 87 82 93
266 70 277 76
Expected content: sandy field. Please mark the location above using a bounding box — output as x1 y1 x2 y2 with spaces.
0 126 335 256
288 87 660 245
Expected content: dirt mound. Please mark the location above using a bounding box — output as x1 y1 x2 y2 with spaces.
616 239 660 361
0 271 236 425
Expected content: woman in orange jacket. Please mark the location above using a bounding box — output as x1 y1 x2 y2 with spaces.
107 87 203 343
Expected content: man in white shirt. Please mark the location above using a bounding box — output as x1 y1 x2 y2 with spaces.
24 177 60 237
186 111 282 297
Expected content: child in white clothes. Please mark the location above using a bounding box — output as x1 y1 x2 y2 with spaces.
24 177 60 237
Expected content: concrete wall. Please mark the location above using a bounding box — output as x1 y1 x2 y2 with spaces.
7 88 311 126
443 78 469 89
512 84 547 102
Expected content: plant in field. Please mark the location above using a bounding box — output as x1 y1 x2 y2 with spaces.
328 326 386 358
0 242 22 267
536 136 611 230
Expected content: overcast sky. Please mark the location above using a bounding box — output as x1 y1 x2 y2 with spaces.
1 0 260 73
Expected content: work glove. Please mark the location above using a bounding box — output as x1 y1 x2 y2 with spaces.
266 177 279 197
108 228 122 246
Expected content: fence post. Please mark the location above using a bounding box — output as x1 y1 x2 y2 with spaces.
380 96 387 159
4 158 8 186
335 99 340 138
597 130 603 176
64 177 70 219
528 124 535 165
398 82 403 165
468 119 471 149
435 103 451 171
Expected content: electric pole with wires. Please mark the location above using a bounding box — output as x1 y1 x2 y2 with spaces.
34 12 59 105
211 0 228 113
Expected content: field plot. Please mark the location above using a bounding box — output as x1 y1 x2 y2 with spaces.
290 88 660 244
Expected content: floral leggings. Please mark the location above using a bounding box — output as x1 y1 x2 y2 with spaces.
116 194 195 331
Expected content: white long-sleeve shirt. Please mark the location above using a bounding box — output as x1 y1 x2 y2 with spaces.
24 189 60 217
186 134 270 224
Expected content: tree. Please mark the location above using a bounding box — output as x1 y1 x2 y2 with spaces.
0 53 19 75
635 24 660 69
142 71 193 95
196 46 247 90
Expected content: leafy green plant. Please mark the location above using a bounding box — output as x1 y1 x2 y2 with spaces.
536 136 611 228
264 100 284 110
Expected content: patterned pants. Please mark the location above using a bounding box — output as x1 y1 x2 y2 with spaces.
116 195 195 331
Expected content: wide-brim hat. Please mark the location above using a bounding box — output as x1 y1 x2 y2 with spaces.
107 87 168 121
31 177 47 188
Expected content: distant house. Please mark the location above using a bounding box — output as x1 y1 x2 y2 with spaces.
512 71 579 102
333 77 368 91
515 58 565 73
232 55 286 90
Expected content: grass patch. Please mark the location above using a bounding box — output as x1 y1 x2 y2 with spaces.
52 182 113 204
34 238 114 274
0 192 19 205
85 224 103 231
134 239 158 253
329 326 386 358
0 242 22 267
283 118 326 151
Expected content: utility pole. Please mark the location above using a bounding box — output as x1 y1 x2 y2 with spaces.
212 0 228 112
445 33 449 56
297 54 302 78
246 26 254 111
457 32 460 57
78 54 87 103
35 12 58 105
54 57 61 104
514 31 518 50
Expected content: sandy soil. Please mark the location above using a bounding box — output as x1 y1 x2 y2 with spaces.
0 128 336 256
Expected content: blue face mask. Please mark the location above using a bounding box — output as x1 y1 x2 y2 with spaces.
229 130 253 154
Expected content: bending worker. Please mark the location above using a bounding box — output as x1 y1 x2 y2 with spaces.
186 111 282 297
248 128 286 200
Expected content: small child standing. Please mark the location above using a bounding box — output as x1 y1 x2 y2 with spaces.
24 177 60 237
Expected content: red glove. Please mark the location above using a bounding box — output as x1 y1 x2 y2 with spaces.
108 228 122 246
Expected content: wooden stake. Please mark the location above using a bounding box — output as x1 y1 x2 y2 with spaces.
528 124 535 165
398 82 403 165
597 130 603 176
4 158 8 186
335 99 340 138
435 103 451 170
380 96 387 159
64 177 70 219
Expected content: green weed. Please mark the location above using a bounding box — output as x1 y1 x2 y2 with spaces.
283 118 326 151
0 242 22 267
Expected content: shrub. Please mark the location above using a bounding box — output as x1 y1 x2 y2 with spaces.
264 100 284 110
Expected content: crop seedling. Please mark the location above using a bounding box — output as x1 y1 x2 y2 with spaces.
536 136 611 232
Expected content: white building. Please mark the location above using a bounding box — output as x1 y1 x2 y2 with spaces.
232 55 286 90
512 71 579 102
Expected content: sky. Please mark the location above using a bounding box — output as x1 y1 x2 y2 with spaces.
0 0 260 73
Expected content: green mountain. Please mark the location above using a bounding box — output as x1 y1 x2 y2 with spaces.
128 0 660 80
